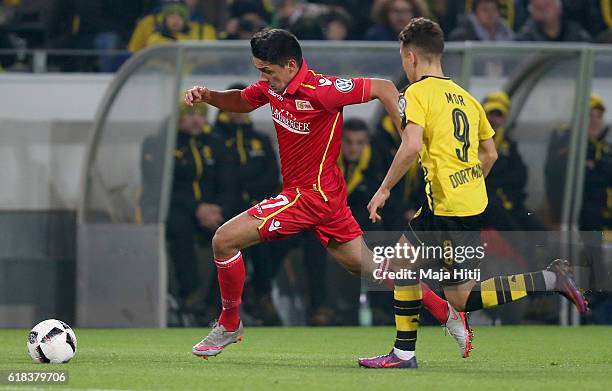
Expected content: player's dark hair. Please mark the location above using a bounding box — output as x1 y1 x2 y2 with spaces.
398 17 444 58
343 118 370 133
250 28 303 66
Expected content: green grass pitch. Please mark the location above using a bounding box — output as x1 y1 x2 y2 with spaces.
1 326 611 391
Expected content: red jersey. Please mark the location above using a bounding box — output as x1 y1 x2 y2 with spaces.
241 60 371 201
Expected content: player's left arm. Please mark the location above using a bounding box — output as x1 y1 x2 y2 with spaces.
369 79 402 132
367 122 423 223
478 138 498 178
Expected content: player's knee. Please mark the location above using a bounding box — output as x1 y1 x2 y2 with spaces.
212 225 232 255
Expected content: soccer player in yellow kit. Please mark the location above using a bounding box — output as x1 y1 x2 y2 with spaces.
359 17 588 369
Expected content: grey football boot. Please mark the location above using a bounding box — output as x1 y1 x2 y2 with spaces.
192 321 244 358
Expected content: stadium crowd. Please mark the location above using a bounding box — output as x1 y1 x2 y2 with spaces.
0 0 612 71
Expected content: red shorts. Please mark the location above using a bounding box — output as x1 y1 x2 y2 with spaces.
247 186 363 247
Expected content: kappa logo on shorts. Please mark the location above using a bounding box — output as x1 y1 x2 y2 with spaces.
295 100 314 111
334 78 355 93
269 219 282 232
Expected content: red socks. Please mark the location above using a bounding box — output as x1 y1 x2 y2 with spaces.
421 282 449 324
215 251 245 331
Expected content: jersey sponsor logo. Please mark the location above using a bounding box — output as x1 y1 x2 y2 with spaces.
334 78 355 93
449 164 484 189
271 108 311 134
268 89 284 101
295 100 314 111
318 77 332 87
269 219 282 232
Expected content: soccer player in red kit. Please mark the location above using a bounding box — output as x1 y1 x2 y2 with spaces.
185 29 472 358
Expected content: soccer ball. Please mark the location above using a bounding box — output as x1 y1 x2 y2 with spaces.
27 319 77 363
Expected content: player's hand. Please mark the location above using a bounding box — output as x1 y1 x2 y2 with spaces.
185 86 210 107
367 188 390 223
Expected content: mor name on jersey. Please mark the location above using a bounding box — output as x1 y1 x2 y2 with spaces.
445 92 466 106
271 108 311 134
449 164 483 188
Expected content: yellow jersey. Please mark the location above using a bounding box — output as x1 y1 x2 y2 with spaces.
401 76 495 217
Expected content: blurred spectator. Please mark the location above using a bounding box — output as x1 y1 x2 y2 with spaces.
213 82 281 325
272 0 334 40
545 95 612 229
338 118 384 230
42 0 74 50
223 12 267 39
129 0 216 53
481 91 543 231
517 0 590 41
140 101 232 324
563 0 612 39
144 2 216 47
223 0 270 39
146 3 192 46
41 0 146 71
322 7 352 40
365 0 430 41
581 95 612 232
228 0 273 22
449 0 515 41
72 1 142 49
464 0 530 31
425 0 465 35
72 0 146 71
317 0 374 39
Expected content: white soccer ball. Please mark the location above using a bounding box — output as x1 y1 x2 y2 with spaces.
27 319 77 363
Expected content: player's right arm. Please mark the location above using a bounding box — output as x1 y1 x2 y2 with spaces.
184 86 256 113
